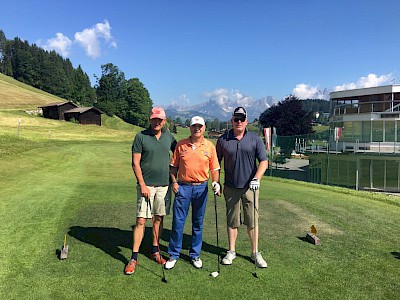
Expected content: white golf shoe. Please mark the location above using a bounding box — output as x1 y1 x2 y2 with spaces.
191 257 203 269
221 250 236 265
251 252 267 268
164 258 177 270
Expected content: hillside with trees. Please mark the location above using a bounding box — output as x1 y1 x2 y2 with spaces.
0 30 152 127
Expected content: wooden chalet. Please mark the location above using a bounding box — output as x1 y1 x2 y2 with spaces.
39 102 78 120
64 107 103 126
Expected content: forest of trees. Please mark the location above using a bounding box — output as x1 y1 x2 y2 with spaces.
0 30 152 127
301 98 330 114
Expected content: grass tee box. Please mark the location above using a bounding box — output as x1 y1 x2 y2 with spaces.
0 136 399 299
0 81 399 298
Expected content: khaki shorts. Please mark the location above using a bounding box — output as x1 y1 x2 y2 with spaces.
136 185 171 218
223 185 259 228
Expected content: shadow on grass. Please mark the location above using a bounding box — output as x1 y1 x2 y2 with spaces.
391 252 400 259
67 226 226 265
269 164 309 182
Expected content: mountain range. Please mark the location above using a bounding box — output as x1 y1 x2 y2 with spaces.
164 87 332 121
164 96 277 122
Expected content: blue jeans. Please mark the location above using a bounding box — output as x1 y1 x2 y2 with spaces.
167 182 208 260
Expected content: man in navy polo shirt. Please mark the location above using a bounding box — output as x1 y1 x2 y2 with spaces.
216 106 269 268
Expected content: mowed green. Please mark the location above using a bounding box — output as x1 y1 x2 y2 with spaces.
0 126 399 299
1 77 399 299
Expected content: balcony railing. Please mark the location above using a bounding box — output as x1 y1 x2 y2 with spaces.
298 140 400 154
333 100 400 115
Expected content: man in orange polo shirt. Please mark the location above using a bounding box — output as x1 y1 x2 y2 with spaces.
165 116 220 270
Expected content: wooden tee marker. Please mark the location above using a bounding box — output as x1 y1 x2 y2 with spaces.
306 225 321 245
60 234 69 259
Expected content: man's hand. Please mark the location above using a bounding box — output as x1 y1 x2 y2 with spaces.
172 182 179 193
212 181 220 195
249 178 260 191
140 184 151 199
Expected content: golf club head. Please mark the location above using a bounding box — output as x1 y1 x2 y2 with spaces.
161 277 167 283
210 271 219 278
252 272 259 278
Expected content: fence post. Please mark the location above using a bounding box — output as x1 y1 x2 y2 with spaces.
17 118 21 138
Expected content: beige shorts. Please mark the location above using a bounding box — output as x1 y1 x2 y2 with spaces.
136 185 171 218
223 185 259 228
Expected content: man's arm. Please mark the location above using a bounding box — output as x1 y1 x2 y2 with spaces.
253 160 268 180
132 152 150 199
170 165 179 193
253 135 269 180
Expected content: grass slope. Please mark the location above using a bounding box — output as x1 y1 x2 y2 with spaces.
0 141 399 299
0 73 66 109
0 76 399 299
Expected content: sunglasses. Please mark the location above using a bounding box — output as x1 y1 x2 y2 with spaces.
233 116 246 123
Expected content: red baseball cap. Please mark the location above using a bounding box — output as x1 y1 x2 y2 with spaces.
150 107 166 120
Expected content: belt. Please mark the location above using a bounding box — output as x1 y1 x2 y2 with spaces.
178 181 206 186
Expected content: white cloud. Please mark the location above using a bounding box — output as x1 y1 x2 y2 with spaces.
38 33 72 57
74 20 117 59
203 88 253 106
292 73 394 100
334 73 393 91
293 83 319 99
170 94 190 107
39 20 117 59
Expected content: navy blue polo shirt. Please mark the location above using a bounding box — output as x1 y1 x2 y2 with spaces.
216 129 267 188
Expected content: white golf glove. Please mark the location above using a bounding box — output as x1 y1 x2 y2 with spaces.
211 181 220 194
249 178 260 191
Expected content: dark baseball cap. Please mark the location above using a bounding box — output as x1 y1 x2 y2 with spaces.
232 106 247 118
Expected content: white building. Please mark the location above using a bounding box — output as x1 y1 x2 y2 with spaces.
330 85 400 153
308 85 400 192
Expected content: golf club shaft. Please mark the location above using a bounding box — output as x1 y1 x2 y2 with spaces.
253 189 258 277
214 193 220 273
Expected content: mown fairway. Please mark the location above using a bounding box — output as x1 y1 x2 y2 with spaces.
0 77 399 299
0 129 399 299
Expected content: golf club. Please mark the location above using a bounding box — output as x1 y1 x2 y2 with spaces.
210 193 220 278
252 189 258 278
147 199 167 283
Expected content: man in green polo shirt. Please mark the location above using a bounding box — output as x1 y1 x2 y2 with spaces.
124 107 177 275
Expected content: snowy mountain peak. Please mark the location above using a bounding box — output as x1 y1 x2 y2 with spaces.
165 96 277 121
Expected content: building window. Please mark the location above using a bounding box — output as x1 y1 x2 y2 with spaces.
372 121 384 142
385 121 395 142
362 121 371 142
353 121 362 142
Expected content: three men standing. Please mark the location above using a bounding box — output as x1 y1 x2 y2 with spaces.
125 106 268 274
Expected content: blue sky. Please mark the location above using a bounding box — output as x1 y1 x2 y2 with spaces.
1 0 400 107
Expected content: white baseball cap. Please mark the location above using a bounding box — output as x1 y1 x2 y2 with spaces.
190 116 205 126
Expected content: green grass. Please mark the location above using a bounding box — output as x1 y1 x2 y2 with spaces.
0 127 399 299
0 73 66 109
312 125 329 132
1 68 399 299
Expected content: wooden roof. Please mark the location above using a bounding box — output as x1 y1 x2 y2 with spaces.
64 107 103 114
38 101 77 108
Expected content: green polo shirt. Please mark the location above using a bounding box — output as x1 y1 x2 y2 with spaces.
132 128 176 186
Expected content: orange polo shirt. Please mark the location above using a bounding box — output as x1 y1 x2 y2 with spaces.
171 137 220 183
